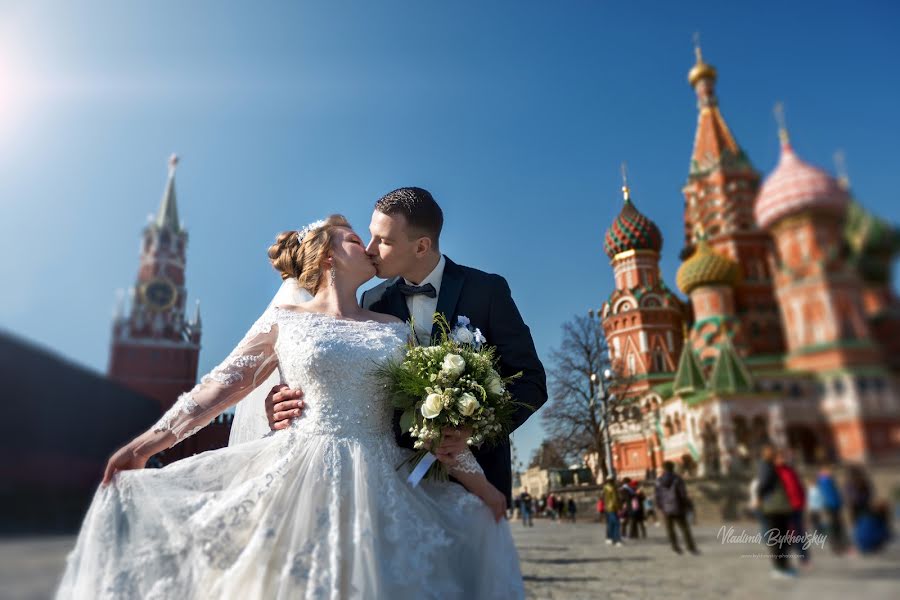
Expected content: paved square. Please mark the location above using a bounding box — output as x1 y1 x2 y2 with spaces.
2 519 898 599
510 518 900 600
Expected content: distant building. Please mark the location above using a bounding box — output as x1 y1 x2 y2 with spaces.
108 155 231 463
599 46 900 480
516 465 596 498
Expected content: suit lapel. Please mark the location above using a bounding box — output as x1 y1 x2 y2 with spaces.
432 256 464 339
381 281 411 323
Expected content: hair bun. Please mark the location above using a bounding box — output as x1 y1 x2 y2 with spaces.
268 231 302 280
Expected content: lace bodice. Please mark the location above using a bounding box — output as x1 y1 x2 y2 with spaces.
274 310 409 439
153 307 409 443
152 306 484 477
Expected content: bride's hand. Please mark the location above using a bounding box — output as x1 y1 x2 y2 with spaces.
102 445 149 486
475 483 507 523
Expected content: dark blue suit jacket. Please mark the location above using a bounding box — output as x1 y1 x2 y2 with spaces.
361 256 547 503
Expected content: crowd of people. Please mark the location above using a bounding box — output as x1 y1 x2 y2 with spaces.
751 444 894 578
513 461 700 556
513 489 579 526
513 448 894 579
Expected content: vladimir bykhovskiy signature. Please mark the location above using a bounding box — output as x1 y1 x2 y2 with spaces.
717 525 827 550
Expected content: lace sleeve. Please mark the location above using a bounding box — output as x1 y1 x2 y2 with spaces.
152 307 280 444
448 449 484 476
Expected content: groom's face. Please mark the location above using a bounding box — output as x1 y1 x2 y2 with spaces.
366 210 418 279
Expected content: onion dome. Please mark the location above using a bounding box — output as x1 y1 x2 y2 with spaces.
603 184 663 259
845 200 900 283
688 43 717 87
676 234 740 294
755 111 849 230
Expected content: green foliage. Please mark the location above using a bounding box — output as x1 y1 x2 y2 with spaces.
373 311 530 481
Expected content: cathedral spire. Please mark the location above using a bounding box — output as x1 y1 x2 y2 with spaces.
688 32 717 89
773 101 792 151
620 161 631 202
834 149 850 191
686 41 747 178
156 153 181 231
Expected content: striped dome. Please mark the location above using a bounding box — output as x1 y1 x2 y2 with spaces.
676 238 739 294
755 142 849 230
604 198 663 258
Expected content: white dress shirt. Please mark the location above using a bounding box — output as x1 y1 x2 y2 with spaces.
404 254 446 346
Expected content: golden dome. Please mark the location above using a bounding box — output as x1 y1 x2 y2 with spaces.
676 237 739 295
688 60 717 87
688 41 717 87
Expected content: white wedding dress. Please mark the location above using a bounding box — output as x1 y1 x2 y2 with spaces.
57 307 524 599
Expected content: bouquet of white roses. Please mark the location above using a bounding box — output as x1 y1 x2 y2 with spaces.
376 314 524 483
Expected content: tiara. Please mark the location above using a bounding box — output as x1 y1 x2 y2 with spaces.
296 219 328 244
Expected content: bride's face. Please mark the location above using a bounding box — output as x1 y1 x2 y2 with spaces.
330 227 377 283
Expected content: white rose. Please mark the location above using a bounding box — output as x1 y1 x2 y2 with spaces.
421 393 444 419
441 353 466 379
486 370 505 395
452 326 475 345
457 392 480 417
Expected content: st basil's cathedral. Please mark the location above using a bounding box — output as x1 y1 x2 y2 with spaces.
600 46 900 478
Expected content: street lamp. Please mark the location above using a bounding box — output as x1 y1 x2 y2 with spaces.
591 369 617 481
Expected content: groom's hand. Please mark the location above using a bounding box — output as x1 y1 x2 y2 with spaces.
435 426 473 459
265 384 305 431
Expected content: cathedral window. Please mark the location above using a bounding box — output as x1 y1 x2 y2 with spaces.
653 349 666 372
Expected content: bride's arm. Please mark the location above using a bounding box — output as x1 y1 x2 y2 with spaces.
437 450 507 522
102 308 280 483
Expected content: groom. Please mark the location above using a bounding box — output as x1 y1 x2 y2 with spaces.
265 187 547 504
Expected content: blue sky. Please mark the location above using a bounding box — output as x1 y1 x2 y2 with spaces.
1 1 898 467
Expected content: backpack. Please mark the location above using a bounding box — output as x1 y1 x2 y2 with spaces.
761 480 792 515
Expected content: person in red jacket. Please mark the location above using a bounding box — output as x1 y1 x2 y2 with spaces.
775 449 809 566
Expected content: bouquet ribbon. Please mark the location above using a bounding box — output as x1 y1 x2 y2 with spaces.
406 453 438 487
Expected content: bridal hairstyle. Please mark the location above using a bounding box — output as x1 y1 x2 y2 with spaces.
374 187 443 251
268 214 351 292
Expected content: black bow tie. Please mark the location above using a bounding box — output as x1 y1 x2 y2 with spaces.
396 282 437 298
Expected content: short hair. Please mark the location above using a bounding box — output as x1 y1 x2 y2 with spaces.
663 461 675 473
374 187 443 250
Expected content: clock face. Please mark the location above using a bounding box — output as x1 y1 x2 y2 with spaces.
142 279 177 310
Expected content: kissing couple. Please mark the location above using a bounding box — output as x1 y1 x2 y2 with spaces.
58 187 547 599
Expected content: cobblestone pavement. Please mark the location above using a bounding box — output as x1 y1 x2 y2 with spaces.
2 520 898 600
511 517 900 600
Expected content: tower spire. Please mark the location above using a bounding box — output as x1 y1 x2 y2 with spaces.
192 299 202 327
156 153 181 231
620 161 631 202
774 102 791 149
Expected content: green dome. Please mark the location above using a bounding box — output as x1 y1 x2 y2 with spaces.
845 200 900 283
676 237 739 295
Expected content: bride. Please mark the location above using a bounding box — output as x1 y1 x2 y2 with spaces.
57 215 524 600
